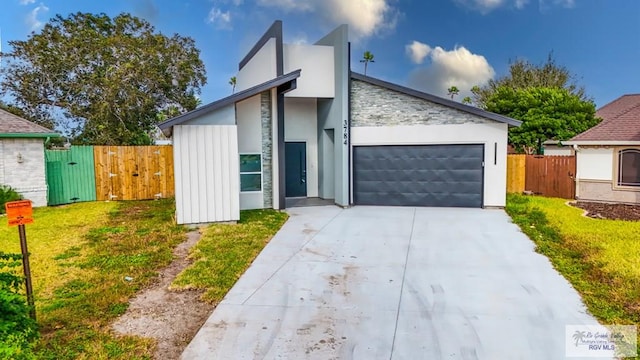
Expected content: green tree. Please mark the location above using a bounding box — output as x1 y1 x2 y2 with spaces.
484 86 600 154
360 51 375 76
472 54 586 108
0 12 206 145
447 86 459 100
229 76 237 93
462 96 472 105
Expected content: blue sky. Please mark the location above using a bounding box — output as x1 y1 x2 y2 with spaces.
1 0 638 107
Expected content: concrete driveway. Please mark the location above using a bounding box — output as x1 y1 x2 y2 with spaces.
181 206 600 359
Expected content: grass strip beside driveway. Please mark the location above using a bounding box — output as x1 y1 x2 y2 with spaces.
1 200 186 359
506 194 639 352
172 209 288 303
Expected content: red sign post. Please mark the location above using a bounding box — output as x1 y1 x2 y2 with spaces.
5 200 36 320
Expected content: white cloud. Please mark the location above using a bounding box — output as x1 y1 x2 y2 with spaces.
19 0 35 4
407 44 495 100
257 0 398 40
455 0 576 12
25 3 48 31
405 41 432 64
553 0 575 8
207 7 232 29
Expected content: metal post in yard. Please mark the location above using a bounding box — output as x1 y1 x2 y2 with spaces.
18 224 36 320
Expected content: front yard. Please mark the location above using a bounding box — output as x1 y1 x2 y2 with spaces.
0 200 287 359
506 195 639 345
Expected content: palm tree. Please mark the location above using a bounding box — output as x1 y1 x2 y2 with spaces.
447 86 459 100
229 76 237 93
572 331 586 346
360 51 375 76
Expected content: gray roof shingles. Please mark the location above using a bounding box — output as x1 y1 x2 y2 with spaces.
571 94 640 142
0 109 58 137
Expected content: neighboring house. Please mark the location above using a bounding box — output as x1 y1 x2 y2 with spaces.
159 21 521 224
0 109 59 206
564 94 640 203
542 140 574 156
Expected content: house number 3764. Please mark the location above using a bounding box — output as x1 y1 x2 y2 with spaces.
343 120 349 145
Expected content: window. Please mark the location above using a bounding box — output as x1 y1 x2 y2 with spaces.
240 154 262 192
617 149 640 187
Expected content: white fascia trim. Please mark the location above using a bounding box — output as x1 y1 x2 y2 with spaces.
563 141 640 146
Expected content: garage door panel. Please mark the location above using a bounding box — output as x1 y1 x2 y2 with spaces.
353 144 484 207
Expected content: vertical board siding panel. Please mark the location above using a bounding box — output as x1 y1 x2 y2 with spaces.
212 128 224 219
197 127 208 222
188 128 200 223
174 127 185 224
228 126 241 217
204 127 216 221
221 128 231 221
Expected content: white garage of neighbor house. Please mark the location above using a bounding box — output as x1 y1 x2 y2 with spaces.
0 109 59 207
159 21 521 225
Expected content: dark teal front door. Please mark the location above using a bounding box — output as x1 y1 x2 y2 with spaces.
285 142 307 197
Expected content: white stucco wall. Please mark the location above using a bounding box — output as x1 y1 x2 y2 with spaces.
351 123 509 207
284 98 319 198
544 147 573 156
236 38 277 92
173 125 240 224
183 105 235 126
283 44 334 98
576 147 613 181
236 95 264 209
0 138 48 207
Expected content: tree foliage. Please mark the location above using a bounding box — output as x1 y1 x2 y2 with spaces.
484 86 599 154
472 54 586 108
0 12 206 145
360 51 375 76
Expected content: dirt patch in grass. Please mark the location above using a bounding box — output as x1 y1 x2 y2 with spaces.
112 229 214 359
573 201 640 221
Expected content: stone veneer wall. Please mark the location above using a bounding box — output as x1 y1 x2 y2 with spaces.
578 180 640 204
0 138 48 206
260 91 273 208
350 80 491 127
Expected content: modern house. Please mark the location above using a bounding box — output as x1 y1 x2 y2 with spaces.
159 21 521 224
565 94 640 204
0 109 59 206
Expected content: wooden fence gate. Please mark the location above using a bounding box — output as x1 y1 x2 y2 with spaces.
524 155 576 199
94 146 174 201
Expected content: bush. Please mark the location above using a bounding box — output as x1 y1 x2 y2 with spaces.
0 253 38 359
0 186 23 214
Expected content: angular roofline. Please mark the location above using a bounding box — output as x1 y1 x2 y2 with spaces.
0 109 60 135
239 20 283 73
563 140 640 146
350 72 522 127
158 69 301 136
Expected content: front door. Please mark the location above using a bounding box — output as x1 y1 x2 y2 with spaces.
285 142 307 197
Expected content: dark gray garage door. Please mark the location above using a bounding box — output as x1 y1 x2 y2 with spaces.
353 144 484 207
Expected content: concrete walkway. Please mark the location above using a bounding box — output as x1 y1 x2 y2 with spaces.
181 206 600 359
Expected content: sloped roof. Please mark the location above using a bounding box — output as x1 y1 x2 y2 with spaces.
351 72 522 127
158 69 301 136
570 94 640 142
0 109 59 138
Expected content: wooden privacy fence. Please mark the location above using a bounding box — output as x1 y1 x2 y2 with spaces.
45 145 174 205
506 154 576 199
94 146 174 201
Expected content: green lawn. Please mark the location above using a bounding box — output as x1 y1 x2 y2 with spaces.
0 200 288 359
506 194 639 353
172 209 288 303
